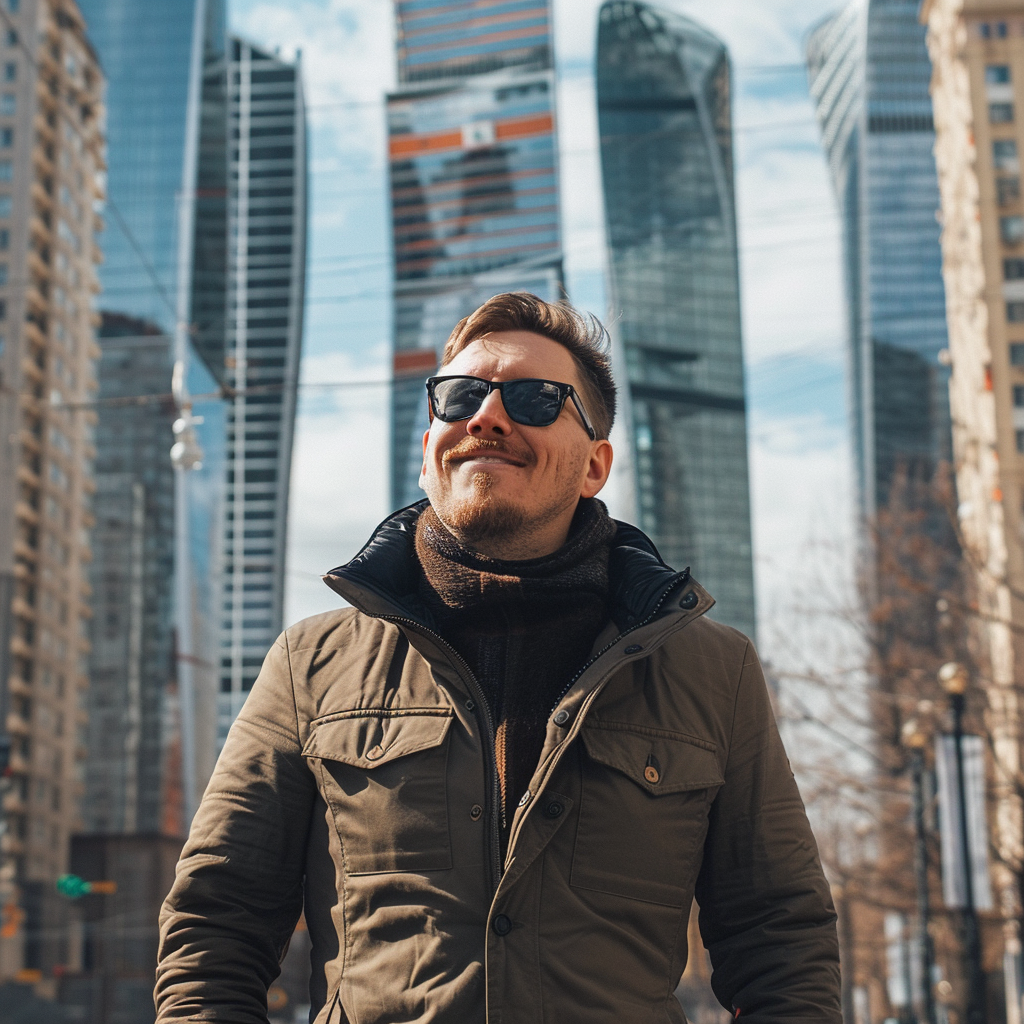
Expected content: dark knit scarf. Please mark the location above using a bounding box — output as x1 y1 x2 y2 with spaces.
415 498 616 849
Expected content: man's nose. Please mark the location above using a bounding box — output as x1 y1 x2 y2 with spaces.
465 388 511 436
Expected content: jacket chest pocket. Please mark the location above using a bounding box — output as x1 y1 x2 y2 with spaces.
302 708 454 875
571 724 724 908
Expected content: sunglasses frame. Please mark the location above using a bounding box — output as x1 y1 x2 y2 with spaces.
425 375 597 440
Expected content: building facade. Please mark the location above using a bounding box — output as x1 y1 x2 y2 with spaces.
0 0 104 981
387 0 564 508
76 0 228 837
595 1 756 638
924 2 1024 1019
807 0 951 521
218 38 306 747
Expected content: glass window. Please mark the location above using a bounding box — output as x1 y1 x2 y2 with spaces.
987 65 1012 84
991 103 1014 123
1005 259 1024 278
1017 429 1024 453
995 139 1020 171
1011 342 1024 365
1008 301 1024 321
1001 215 1024 243
3 63 14 82
5 30 16 47
998 22 1009 38
0 196 12 218
1 94 13 116
0 264 9 285
1014 384 1024 405
999 177 1021 205
7 0 17 11
0 128 13 148
981 23 992 38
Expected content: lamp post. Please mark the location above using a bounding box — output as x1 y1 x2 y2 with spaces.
902 719 938 1024
938 662 986 1024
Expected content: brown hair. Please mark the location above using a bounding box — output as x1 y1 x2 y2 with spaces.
440 292 617 439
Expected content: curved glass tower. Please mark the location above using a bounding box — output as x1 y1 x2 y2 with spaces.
596 1 756 638
807 0 950 519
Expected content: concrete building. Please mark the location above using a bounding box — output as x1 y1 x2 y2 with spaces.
387 0 564 509
596 1 756 638
218 39 306 748
923 1 1024 1019
0 0 105 982
807 0 951 523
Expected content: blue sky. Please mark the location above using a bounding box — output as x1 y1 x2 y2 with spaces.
229 0 855 670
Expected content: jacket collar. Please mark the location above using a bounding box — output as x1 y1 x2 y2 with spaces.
323 500 709 633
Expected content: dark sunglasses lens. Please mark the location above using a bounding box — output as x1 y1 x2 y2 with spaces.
432 378 491 421
502 380 564 426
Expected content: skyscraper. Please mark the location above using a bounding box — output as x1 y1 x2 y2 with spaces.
807 0 950 520
596 1 756 638
387 0 564 508
0 0 104 981
77 0 228 834
218 39 306 747
924 0 1024 1011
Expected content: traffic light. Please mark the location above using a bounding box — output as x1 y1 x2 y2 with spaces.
56 875 117 899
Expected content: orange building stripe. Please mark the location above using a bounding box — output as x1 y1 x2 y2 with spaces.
389 113 554 159
402 23 548 56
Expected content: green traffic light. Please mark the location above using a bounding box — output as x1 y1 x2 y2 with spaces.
56 875 91 899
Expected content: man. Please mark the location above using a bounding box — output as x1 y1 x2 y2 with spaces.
155 293 841 1023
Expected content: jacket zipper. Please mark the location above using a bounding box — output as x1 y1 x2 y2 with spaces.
381 615 504 894
548 569 691 716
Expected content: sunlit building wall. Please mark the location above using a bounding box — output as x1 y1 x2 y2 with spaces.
0 0 104 980
387 0 563 508
596 1 756 638
217 39 306 747
924 0 1024 1002
77 0 227 837
807 0 951 519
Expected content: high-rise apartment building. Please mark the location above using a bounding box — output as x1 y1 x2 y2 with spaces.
218 38 306 747
807 0 951 521
76 0 229 836
0 0 104 980
387 0 563 508
924 1 1024 1014
595 1 756 638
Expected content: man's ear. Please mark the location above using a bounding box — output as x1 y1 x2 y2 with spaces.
418 428 431 490
580 440 613 498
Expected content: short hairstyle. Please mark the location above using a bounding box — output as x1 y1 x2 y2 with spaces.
440 292 617 439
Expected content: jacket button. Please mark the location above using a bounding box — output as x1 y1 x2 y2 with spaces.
644 766 660 784
470 804 483 821
681 591 699 610
465 699 476 712
624 644 642 655
544 801 563 819
492 914 512 936
366 745 384 761
518 790 531 807
553 709 570 726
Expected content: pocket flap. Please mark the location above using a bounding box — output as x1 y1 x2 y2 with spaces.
303 708 453 769
581 723 724 795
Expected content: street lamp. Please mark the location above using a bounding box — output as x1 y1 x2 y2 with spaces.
902 718 937 1024
938 662 986 1024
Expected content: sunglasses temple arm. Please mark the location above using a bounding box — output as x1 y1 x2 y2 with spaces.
570 391 597 440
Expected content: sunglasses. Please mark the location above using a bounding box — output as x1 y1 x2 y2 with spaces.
426 375 597 440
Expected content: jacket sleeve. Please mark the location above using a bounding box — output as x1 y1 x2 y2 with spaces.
155 632 316 1022
694 641 841 1021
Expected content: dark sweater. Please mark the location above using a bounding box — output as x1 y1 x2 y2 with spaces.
415 499 616 848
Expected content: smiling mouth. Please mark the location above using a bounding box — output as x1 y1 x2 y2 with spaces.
452 454 526 468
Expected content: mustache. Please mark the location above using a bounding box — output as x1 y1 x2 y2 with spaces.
441 437 534 469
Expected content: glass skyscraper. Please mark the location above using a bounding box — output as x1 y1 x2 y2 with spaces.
596 1 756 638
807 0 950 519
387 0 563 508
79 0 228 834
218 39 307 748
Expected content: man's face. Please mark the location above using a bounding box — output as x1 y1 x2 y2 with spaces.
420 331 613 556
